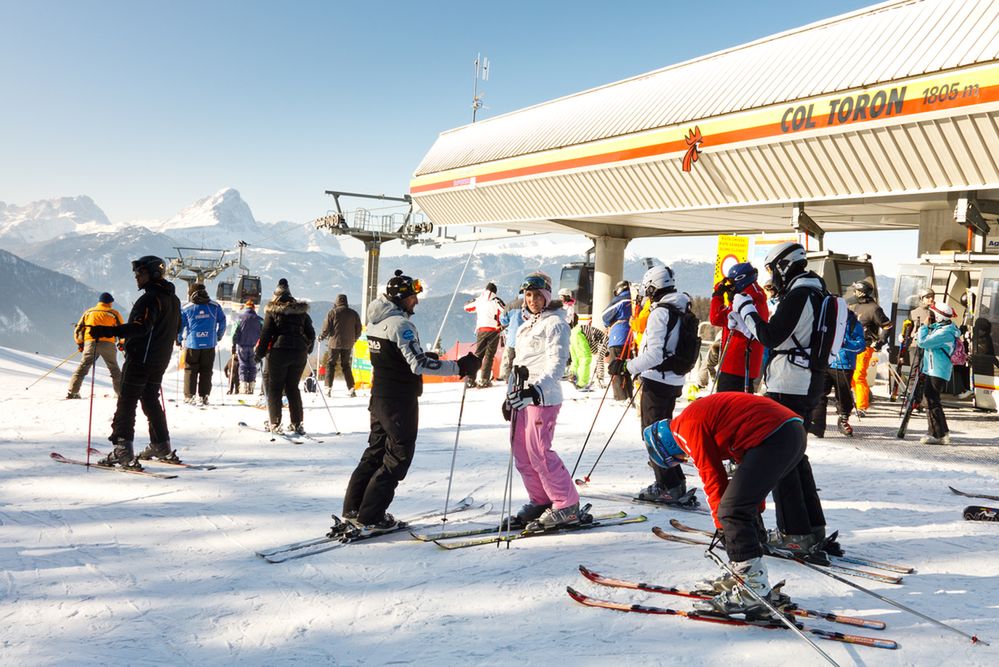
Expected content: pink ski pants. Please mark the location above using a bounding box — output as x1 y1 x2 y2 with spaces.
511 403 580 510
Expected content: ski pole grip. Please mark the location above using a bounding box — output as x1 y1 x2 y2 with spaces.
515 365 529 387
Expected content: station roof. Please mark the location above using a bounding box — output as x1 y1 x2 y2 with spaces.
411 0 999 238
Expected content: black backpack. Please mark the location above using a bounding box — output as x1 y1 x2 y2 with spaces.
784 285 848 372
652 300 701 375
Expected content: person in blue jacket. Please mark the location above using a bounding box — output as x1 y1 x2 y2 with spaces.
601 280 633 400
916 302 961 444
178 282 227 405
809 308 865 438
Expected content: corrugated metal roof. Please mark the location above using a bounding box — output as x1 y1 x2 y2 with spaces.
415 0 999 176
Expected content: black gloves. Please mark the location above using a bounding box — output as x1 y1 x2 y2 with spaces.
87 325 117 340
607 358 628 376
502 400 512 422
425 351 440 361
456 352 482 378
506 385 540 411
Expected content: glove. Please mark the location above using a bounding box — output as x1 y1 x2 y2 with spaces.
712 279 733 298
501 399 512 422
727 312 753 339
732 293 757 318
507 385 540 411
456 352 482 378
77 343 85 353
607 358 628 376
88 325 116 340
425 351 440 361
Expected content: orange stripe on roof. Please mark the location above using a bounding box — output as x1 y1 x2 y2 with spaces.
411 82 999 195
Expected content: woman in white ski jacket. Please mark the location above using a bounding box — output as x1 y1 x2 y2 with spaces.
505 272 582 529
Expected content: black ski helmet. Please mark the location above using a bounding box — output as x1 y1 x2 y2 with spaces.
613 280 630 296
850 280 874 299
764 242 807 295
386 269 422 301
131 255 166 280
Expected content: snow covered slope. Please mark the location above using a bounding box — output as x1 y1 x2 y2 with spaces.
2 346 997 665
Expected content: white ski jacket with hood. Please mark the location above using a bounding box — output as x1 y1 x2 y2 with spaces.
510 302 569 406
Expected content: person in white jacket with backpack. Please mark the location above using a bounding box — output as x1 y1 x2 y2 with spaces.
504 271 583 530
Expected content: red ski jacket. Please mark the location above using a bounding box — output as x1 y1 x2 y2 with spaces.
709 282 768 379
669 393 800 528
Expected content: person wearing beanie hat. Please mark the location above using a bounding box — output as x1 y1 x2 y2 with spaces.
254 285 315 435
272 278 291 300
178 280 227 405
67 293 125 398
463 281 505 388
915 301 961 444
232 299 264 394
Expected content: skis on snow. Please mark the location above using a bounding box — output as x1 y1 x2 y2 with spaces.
87 447 216 470
50 452 178 479
257 496 481 563
432 513 648 550
410 510 626 542
963 505 999 522
949 486 999 503
579 489 711 515
237 420 304 445
651 526 904 585
566 586 898 650
668 518 914 575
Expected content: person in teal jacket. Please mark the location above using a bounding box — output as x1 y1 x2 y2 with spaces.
916 302 961 445
568 316 593 390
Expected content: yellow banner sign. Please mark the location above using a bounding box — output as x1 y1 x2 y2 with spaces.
714 235 750 286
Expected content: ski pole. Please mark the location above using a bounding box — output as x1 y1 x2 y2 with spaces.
498 365 527 546
24 348 81 390
571 329 633 480
704 545 841 666
431 240 478 353
306 357 341 435
579 388 637 484
85 361 97 466
791 554 988 645
440 382 469 528
217 349 225 405
743 340 752 393
710 334 733 395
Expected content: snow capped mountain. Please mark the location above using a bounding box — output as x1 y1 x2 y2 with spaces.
0 195 114 248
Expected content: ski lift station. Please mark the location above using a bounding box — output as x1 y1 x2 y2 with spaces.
409 0 999 409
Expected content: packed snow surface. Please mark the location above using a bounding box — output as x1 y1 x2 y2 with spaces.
2 346 998 666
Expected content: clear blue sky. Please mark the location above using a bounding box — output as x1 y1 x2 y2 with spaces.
3 0 913 270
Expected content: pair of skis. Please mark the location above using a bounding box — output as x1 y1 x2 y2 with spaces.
569 566 898 650
237 421 324 445
425 510 648 550
580 489 711 515
949 487 999 522
656 520 909 584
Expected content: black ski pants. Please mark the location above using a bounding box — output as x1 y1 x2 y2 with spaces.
640 379 684 489
715 371 754 393
265 348 307 426
475 329 501 383
183 347 216 398
110 358 169 446
325 348 355 390
766 373 826 535
719 420 806 561
809 368 854 437
343 394 419 524
609 345 633 401
923 375 950 437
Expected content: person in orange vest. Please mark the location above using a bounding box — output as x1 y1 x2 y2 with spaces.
67 292 124 398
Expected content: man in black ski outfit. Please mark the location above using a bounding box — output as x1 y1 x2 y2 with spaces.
342 270 482 530
87 256 182 469
729 242 834 559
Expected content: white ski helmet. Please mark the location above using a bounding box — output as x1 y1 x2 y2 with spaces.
764 242 807 294
640 265 675 298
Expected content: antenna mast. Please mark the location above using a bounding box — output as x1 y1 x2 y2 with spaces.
472 53 489 122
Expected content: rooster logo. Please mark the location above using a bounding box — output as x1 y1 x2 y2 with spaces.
681 126 703 172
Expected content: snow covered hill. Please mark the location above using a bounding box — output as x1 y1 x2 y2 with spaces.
0 195 114 250
2 346 997 665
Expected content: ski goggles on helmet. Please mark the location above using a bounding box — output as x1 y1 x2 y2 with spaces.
520 274 551 292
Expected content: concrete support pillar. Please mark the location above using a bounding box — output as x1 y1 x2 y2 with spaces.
917 209 970 255
360 239 382 322
592 236 628 329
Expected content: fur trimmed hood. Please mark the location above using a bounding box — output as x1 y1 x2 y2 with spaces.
265 298 309 317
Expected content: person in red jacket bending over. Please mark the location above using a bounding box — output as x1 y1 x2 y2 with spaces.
643 392 806 618
709 262 768 392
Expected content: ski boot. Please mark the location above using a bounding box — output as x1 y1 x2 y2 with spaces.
98 438 143 471
200 396 210 406
638 481 695 506
525 502 591 532
693 557 778 620
287 423 306 436
66 392 82 399
765 530 829 565
350 513 409 538
514 501 551 527
265 421 283 435
837 416 853 437
813 527 844 557
348 389 357 398
137 441 182 464
920 433 951 445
